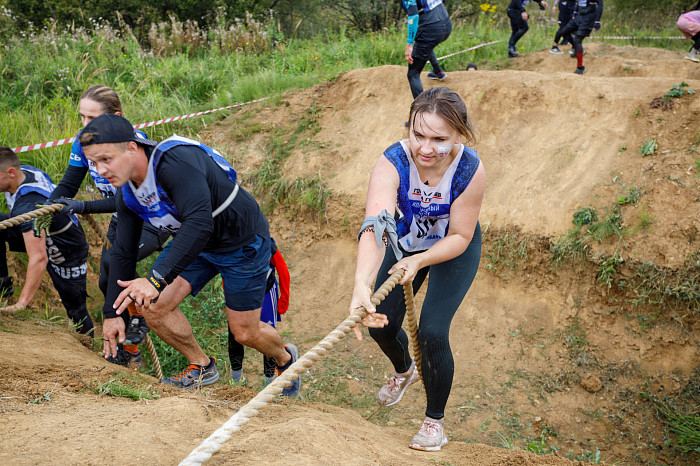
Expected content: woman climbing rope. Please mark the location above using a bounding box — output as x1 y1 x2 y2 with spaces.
349 87 485 451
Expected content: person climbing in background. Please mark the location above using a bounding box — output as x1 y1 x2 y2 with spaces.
558 0 604 74
550 0 575 54
349 87 485 451
79 114 301 395
50 85 170 368
506 0 548 58
466 63 478 71
0 146 93 339
401 0 452 99
677 0 700 62
228 238 290 386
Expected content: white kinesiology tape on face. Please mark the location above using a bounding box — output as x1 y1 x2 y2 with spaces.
437 144 451 158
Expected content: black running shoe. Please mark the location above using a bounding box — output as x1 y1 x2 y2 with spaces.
574 66 587 75
105 345 143 368
124 315 150 346
0 276 14 298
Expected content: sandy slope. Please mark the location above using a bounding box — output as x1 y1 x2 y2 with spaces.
1 43 699 465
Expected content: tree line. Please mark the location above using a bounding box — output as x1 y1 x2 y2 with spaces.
2 0 695 40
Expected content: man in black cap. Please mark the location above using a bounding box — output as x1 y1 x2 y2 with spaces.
78 114 300 394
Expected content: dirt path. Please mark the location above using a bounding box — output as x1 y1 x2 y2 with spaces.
1 43 699 465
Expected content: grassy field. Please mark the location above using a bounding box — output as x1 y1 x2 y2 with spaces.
0 9 687 183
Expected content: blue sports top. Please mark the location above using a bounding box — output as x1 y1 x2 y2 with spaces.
5 164 78 228
121 135 237 233
383 140 480 252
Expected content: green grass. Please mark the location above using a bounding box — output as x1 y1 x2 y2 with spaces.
0 10 690 188
95 374 160 401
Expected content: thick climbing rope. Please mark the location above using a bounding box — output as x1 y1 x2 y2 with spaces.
0 203 64 231
80 214 111 251
403 282 422 382
179 269 409 466
79 214 163 379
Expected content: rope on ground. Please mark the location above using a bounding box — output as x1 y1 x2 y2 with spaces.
403 282 422 382
436 39 503 61
80 214 163 378
179 269 406 466
0 203 64 231
144 333 163 380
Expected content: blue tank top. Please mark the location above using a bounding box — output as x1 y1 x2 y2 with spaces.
383 141 480 251
121 135 238 233
5 165 79 226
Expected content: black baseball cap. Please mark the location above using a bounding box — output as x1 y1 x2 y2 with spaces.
81 113 156 147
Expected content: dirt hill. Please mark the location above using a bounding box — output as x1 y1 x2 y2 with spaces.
1 42 698 465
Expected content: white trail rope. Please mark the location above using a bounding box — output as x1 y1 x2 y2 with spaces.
179 270 406 466
437 39 502 61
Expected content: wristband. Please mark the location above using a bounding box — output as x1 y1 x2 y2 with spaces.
147 270 167 294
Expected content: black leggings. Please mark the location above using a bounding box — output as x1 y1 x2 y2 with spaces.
507 9 529 48
228 330 276 377
369 223 482 420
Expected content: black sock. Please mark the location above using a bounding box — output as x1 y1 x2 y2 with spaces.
276 347 294 371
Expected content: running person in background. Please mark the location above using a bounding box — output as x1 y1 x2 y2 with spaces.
677 1 700 62
559 0 604 74
506 0 548 58
229 238 290 386
80 114 300 395
50 85 169 367
550 0 575 54
349 87 485 451
401 0 452 99
0 147 93 339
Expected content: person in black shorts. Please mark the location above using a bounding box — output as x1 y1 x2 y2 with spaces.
0 147 92 339
78 114 301 395
507 0 548 58
550 0 575 54
559 0 604 74
228 238 290 386
51 85 170 367
401 0 452 99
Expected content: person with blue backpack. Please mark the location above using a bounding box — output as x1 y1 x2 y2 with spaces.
401 0 452 99
0 146 92 338
76 113 300 395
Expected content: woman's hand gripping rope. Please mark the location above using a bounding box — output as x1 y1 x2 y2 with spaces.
349 283 389 341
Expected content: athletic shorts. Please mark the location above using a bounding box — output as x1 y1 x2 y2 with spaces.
260 277 281 327
155 234 271 311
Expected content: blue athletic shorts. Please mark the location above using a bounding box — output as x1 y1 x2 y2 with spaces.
155 234 271 311
260 276 281 327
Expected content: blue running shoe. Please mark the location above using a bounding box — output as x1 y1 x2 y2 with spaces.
427 71 447 81
161 357 219 389
276 344 301 398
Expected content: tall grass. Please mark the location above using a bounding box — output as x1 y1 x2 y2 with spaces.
1 9 688 184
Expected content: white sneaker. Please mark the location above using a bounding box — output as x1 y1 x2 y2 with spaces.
409 417 448 451
376 360 419 406
685 48 700 63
